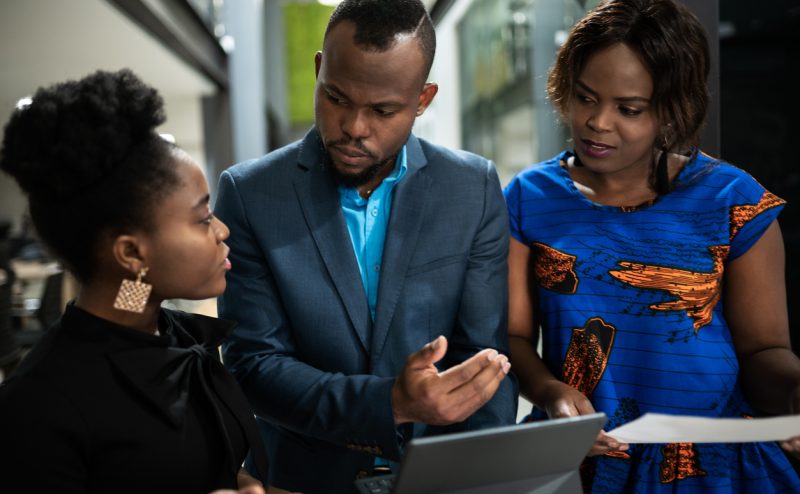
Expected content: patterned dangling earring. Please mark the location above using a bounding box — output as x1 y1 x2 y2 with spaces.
113 267 152 313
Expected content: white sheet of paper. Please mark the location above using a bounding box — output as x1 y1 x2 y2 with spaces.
606 413 800 444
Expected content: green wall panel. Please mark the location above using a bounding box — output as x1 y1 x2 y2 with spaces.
284 3 334 125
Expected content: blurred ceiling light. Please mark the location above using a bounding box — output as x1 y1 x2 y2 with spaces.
554 30 568 47
15 97 33 110
220 35 235 54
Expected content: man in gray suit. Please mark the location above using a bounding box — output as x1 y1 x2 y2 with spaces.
216 1 517 492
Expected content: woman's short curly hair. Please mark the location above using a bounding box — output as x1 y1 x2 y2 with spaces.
0 69 180 282
547 0 710 153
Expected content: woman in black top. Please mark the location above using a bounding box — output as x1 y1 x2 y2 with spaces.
0 70 270 494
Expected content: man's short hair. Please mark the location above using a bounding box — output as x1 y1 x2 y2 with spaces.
325 0 436 81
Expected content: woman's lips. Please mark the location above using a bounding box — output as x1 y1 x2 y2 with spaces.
580 139 615 159
221 246 232 271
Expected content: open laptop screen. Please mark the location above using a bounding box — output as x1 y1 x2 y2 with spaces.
357 412 606 494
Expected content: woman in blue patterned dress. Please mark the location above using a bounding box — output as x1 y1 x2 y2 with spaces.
504 0 800 491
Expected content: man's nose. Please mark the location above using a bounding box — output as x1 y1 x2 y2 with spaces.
342 108 370 140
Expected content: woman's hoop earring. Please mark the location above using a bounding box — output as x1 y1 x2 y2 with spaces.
113 267 152 313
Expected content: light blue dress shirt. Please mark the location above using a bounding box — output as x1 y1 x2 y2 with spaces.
339 146 408 322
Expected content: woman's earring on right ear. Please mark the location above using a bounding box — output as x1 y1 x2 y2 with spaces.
656 134 670 195
113 267 152 313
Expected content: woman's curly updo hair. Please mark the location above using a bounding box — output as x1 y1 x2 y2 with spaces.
547 0 710 154
0 69 180 282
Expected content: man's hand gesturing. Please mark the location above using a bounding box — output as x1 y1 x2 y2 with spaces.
391 336 511 425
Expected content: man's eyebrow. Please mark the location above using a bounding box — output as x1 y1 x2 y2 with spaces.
322 82 404 108
321 82 347 98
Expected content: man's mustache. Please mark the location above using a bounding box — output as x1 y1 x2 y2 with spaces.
325 138 377 161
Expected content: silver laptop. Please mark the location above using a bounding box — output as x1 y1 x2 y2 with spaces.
355 412 606 494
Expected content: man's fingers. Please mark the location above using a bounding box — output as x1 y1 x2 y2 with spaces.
395 345 510 425
437 347 505 389
448 353 509 398
418 352 508 424
442 356 509 421
406 335 448 370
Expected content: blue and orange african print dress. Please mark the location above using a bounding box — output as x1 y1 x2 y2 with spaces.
504 150 800 493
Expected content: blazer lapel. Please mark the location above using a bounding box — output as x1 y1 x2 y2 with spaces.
293 129 372 352
371 135 431 360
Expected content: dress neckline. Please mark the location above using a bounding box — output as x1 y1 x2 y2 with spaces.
555 150 696 213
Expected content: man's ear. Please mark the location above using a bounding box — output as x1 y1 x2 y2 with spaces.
416 82 439 116
315 51 323 79
111 234 146 275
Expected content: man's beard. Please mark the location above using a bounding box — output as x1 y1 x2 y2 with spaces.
324 141 397 188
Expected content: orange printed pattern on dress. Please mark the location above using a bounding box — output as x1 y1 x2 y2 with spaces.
531 242 579 294
562 317 616 396
729 191 785 240
609 245 729 332
660 443 707 483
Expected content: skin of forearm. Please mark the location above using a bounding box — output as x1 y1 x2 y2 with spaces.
739 347 800 415
509 335 562 407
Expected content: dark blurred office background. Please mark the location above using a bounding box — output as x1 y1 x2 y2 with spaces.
0 0 797 373
719 1 800 349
